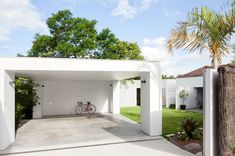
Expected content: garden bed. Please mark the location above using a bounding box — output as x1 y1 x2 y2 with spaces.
168 134 203 154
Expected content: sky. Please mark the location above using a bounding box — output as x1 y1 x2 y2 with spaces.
0 0 234 75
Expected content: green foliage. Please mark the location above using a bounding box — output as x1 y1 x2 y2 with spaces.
97 40 143 60
179 90 189 105
27 9 143 60
169 104 176 109
167 0 235 68
178 118 202 141
15 77 39 129
162 75 175 79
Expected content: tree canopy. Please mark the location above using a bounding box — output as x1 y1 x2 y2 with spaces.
167 0 235 69
27 10 143 60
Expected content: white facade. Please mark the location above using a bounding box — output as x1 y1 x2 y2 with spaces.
0 57 162 150
162 76 203 109
120 80 140 107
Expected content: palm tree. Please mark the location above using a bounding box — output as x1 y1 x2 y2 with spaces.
167 1 235 69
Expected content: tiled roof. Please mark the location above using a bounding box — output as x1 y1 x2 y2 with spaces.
177 66 213 78
177 64 232 78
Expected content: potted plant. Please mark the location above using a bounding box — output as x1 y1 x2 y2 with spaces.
179 89 188 110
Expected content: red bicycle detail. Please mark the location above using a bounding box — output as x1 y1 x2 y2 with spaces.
75 101 96 114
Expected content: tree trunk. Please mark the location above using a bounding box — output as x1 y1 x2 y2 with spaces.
212 55 219 70
218 64 235 156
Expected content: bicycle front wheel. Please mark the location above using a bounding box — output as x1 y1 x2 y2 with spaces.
75 105 83 114
87 105 96 114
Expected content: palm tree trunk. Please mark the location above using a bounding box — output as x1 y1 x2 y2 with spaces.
212 56 219 70
218 65 235 156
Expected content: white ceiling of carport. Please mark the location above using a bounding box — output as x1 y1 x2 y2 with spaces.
15 70 143 81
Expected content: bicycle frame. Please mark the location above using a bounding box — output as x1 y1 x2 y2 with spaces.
76 101 95 113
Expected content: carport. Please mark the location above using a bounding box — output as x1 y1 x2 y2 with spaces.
0 58 162 150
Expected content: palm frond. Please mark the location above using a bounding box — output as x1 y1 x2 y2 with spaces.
167 1 235 67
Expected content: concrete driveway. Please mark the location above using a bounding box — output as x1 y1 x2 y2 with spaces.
0 113 194 156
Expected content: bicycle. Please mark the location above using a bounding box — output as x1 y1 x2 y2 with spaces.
75 101 96 114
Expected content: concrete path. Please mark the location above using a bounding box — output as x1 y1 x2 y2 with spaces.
0 114 194 156
3 139 194 156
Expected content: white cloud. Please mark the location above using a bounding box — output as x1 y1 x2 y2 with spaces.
112 0 154 19
163 9 181 17
141 37 170 61
141 37 234 76
0 0 47 41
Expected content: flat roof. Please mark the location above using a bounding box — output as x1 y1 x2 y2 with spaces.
0 57 160 81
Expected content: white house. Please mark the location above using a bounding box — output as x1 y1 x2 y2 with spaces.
0 57 162 150
162 66 211 109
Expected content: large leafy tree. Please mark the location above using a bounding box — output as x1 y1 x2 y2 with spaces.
28 10 143 60
97 41 143 60
167 1 235 69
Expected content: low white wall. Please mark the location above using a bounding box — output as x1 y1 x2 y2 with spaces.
120 80 140 107
176 87 197 109
175 77 203 109
162 77 203 109
176 76 203 88
34 81 112 117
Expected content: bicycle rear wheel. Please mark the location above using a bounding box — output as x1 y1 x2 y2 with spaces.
75 105 83 114
87 104 96 114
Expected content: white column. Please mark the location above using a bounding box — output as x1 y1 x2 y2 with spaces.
112 80 120 114
203 69 218 156
0 70 15 150
141 62 162 136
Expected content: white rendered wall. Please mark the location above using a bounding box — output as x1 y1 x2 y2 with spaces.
175 87 198 109
120 80 140 107
38 81 112 116
175 77 203 109
0 70 15 150
162 79 176 107
141 62 162 136
176 77 203 88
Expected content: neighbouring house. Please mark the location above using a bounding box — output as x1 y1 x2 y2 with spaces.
0 57 162 150
162 66 216 109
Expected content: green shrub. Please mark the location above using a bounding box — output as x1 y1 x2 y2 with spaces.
15 77 39 129
179 89 188 105
178 118 202 141
169 104 176 109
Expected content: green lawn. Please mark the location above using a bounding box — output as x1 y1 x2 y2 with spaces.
120 106 203 136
